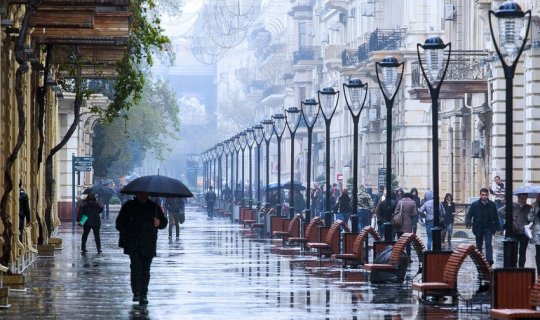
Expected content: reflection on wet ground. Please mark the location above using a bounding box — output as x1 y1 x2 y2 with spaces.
0 205 510 319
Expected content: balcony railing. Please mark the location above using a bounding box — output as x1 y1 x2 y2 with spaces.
411 50 490 88
342 28 406 66
293 46 322 65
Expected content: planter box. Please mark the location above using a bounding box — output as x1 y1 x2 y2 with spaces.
48 238 63 250
37 244 55 257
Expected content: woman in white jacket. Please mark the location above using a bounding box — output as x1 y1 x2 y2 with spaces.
527 194 540 273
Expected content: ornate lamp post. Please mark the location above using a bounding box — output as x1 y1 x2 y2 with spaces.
201 152 207 193
223 139 231 196
301 98 320 223
253 125 264 210
262 119 274 208
417 36 452 251
245 127 255 208
318 87 340 227
489 1 531 267
233 134 241 204
211 147 217 191
216 143 224 200
375 57 405 240
272 113 287 216
228 138 236 202
285 107 301 219
343 79 368 233
238 131 248 206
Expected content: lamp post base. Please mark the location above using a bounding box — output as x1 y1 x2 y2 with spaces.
289 206 295 219
304 209 311 223
431 226 442 251
324 211 332 227
503 237 518 268
350 214 358 233
383 222 393 241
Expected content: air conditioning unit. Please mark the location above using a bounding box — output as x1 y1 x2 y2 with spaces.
361 0 375 17
471 140 483 158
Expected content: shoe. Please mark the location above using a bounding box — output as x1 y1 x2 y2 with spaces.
98 249 103 254
81 249 87 253
168 236 172 239
176 236 179 239
139 294 148 305
133 292 140 302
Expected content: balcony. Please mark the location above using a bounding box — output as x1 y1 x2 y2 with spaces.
323 0 347 13
409 50 489 101
324 44 343 69
261 85 285 105
293 46 322 65
341 48 358 67
342 28 406 66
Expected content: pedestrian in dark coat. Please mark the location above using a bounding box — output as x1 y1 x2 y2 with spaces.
97 184 115 219
393 193 418 257
410 187 421 233
498 193 531 268
441 193 456 248
466 187 500 265
335 189 352 223
116 192 167 305
376 192 397 236
77 193 103 253
19 186 31 241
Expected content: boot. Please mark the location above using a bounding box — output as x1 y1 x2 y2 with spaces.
139 293 148 305
448 236 452 249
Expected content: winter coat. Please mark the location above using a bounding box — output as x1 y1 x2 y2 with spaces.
116 198 168 257
499 202 532 235
336 194 352 214
441 201 456 224
394 197 418 233
377 198 397 223
527 202 540 245
77 199 103 227
419 191 434 222
466 199 500 236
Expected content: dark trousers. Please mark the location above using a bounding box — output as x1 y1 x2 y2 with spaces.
102 203 110 219
81 225 101 251
475 228 494 262
515 233 529 268
207 205 214 218
535 245 540 276
169 212 180 237
129 249 154 295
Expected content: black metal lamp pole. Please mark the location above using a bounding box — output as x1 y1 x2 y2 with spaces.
202 153 206 193
239 131 247 206
246 128 255 208
262 119 274 209
253 125 264 211
375 57 405 241
417 36 452 252
318 87 340 228
343 79 369 234
273 113 287 216
234 134 241 204
212 148 217 190
223 140 230 198
229 140 235 204
489 1 531 267
301 98 320 223
216 143 224 200
286 107 301 219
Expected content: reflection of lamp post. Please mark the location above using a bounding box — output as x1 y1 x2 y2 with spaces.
262 119 274 208
301 98 320 223
318 87 340 227
286 107 301 219
273 113 287 216
253 125 264 210
239 131 247 206
489 1 531 267
417 36 451 251
343 79 368 234
375 57 404 241
246 128 255 208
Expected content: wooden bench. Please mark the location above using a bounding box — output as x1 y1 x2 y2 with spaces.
332 226 381 266
412 243 491 301
490 275 540 319
272 214 302 243
289 217 323 247
364 233 425 271
307 220 350 256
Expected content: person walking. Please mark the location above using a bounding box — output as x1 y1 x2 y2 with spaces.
116 192 167 305
335 188 352 224
165 197 185 239
393 193 418 259
419 191 435 250
528 194 540 274
205 186 217 219
97 184 116 219
410 188 421 234
357 185 373 229
77 193 103 254
499 193 531 268
492 175 506 233
376 191 397 237
466 188 500 266
19 185 31 241
441 193 456 248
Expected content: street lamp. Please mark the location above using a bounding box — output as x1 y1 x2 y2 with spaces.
262 119 274 209
223 139 231 198
246 127 255 208
233 134 241 204
216 143 224 200
272 113 287 216
318 87 340 227
301 98 320 223
253 125 264 211
375 57 405 240
286 107 301 219
238 131 248 206
417 36 451 251
343 79 369 234
489 1 531 267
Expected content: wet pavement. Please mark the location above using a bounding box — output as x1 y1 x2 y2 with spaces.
0 204 532 319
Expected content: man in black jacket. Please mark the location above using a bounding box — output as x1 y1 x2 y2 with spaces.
466 188 500 265
116 192 167 305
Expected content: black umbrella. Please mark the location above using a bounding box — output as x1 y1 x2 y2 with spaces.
120 175 194 198
282 181 306 191
83 186 102 195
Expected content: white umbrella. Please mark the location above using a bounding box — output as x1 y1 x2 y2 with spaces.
513 185 540 198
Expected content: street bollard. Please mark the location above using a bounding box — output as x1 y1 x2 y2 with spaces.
324 210 332 227
350 214 358 233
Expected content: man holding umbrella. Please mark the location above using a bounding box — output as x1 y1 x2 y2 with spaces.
116 192 168 305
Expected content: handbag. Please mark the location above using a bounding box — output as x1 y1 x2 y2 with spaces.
391 202 404 228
